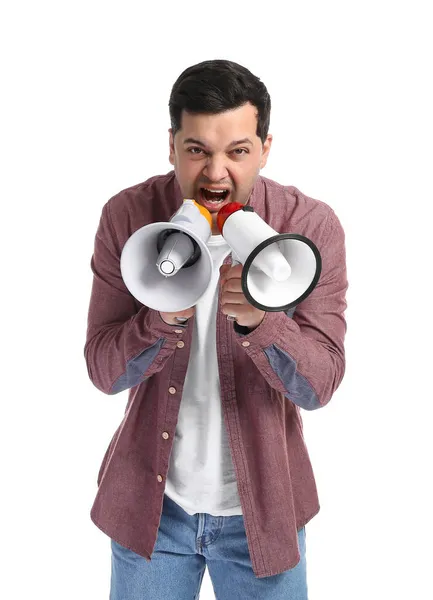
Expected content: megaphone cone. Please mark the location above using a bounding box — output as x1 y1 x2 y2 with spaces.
217 203 322 312
120 200 213 312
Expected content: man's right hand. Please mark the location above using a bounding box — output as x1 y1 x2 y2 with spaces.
159 307 195 325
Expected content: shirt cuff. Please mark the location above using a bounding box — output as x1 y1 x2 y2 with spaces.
233 311 298 348
146 309 191 340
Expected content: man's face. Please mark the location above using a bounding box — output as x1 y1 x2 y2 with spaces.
169 102 272 234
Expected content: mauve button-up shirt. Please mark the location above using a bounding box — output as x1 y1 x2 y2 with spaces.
84 170 348 578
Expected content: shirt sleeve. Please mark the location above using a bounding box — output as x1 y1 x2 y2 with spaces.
84 202 187 395
234 208 348 410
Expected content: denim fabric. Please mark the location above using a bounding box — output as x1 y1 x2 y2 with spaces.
110 494 308 599
110 338 164 393
264 344 321 410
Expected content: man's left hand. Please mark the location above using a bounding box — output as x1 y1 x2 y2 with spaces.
219 264 265 330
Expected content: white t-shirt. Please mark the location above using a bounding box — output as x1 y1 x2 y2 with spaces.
164 234 243 516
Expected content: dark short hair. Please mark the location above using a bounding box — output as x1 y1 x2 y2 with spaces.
169 59 271 144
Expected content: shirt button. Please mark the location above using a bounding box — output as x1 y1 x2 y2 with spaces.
174 329 183 334
157 475 163 483
168 387 176 394
242 341 250 347
162 432 169 440
176 341 185 348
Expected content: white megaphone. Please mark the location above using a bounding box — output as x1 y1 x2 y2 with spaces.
217 203 322 312
120 199 213 312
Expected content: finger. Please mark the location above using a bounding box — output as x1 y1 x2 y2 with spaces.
222 278 243 293
221 303 251 318
221 291 245 305
176 307 195 318
223 264 243 280
220 265 243 289
219 264 232 286
219 264 231 276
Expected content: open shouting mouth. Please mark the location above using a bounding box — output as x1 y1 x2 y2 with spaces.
198 187 232 212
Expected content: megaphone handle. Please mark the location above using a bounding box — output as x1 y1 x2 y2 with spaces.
227 252 241 321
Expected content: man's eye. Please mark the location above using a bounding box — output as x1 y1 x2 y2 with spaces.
188 147 204 155
187 147 248 156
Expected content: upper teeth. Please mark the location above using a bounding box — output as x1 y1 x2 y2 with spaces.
204 188 227 193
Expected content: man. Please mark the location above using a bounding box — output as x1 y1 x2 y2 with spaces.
85 59 348 599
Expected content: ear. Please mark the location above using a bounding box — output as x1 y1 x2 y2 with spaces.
260 134 273 169
169 128 175 166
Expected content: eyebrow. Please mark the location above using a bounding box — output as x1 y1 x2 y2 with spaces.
183 137 253 148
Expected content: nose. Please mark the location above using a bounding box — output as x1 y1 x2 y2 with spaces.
202 154 229 182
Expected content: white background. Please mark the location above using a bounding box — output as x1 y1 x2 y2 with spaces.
1 1 432 598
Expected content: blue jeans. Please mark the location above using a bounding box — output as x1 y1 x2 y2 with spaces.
110 493 308 599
